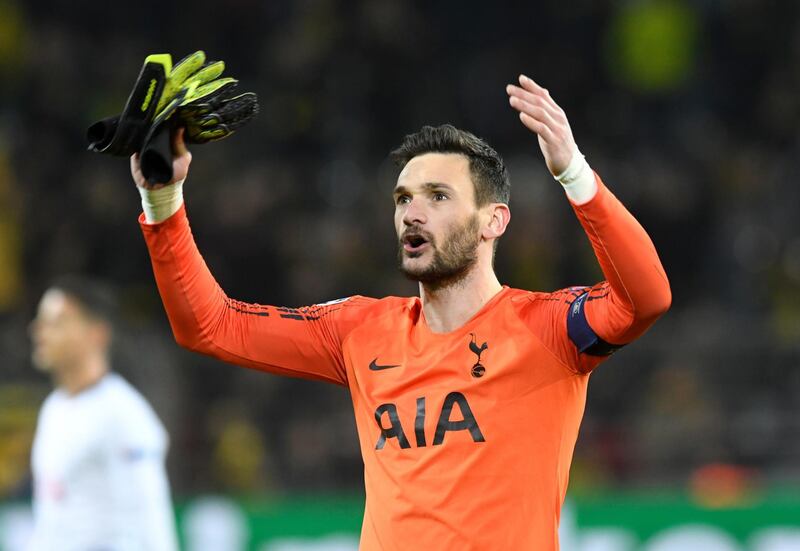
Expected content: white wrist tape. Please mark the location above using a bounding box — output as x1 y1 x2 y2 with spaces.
554 149 597 205
139 180 185 224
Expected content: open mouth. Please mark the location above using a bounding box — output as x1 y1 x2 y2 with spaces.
402 233 430 254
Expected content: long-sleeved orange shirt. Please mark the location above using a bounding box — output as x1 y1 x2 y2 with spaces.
140 174 670 550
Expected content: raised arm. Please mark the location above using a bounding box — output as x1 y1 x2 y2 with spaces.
132 129 365 386
507 75 671 354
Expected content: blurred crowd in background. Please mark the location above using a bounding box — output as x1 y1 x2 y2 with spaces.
1 0 800 503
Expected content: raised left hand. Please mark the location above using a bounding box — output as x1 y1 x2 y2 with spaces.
506 75 577 177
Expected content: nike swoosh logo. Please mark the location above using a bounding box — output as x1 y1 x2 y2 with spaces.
369 358 400 371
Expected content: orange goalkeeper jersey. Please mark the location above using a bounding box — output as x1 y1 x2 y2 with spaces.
140 174 670 550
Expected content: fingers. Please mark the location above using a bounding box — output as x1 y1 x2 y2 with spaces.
508 92 559 125
517 74 547 96
518 112 556 143
172 126 190 159
507 90 561 142
506 74 572 141
170 50 207 83
130 152 154 189
170 126 192 184
506 74 577 175
189 60 226 86
506 82 564 123
517 75 559 111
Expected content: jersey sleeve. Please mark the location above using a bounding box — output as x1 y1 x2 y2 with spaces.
573 173 671 351
517 173 671 374
139 205 372 386
110 398 178 551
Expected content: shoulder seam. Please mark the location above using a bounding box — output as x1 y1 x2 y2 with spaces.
515 291 584 376
340 296 413 351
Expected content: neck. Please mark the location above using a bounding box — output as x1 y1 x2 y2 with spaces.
55 354 109 396
419 266 503 333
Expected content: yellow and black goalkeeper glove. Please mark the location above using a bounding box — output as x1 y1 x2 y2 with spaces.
181 89 259 144
88 50 259 184
137 78 259 183
87 51 218 156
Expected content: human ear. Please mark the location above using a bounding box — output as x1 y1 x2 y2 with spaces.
482 203 511 240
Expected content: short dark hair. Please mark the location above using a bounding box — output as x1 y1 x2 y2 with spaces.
50 275 117 326
390 124 510 206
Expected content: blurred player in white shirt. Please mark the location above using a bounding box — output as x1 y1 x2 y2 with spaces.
28 276 179 551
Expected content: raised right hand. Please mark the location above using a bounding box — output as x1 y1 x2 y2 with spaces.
131 127 192 190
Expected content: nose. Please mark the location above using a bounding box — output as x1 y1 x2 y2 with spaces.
28 319 41 341
402 198 427 227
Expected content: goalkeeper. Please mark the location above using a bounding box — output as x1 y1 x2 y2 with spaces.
118 52 671 549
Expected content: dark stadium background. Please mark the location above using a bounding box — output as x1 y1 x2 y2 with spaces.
1 0 799 549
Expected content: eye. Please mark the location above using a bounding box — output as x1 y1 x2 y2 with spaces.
395 194 411 205
433 192 448 201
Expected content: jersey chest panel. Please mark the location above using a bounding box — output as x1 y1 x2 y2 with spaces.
344 305 578 453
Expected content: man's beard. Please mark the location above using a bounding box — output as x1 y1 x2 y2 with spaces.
398 214 481 290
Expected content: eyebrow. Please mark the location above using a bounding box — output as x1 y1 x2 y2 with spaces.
393 182 455 196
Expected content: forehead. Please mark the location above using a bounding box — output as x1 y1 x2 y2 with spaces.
37 289 80 319
395 153 473 193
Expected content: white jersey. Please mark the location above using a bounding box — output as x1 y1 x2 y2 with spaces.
29 373 179 551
